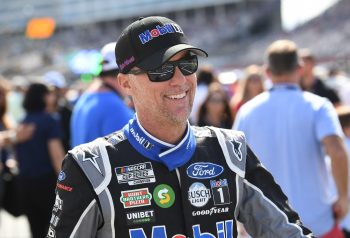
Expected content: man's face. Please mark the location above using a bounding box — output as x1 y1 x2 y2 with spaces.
123 51 197 126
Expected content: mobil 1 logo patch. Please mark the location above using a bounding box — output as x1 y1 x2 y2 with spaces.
115 162 156 186
126 209 155 225
210 179 230 205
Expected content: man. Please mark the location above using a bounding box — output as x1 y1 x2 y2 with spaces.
299 48 341 106
47 17 314 238
234 40 348 238
43 71 72 152
70 42 134 147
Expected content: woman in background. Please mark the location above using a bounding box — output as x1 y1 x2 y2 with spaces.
230 64 265 118
16 83 65 238
197 82 233 129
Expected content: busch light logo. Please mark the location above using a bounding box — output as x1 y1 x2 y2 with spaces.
138 23 183 45
187 162 224 179
188 182 211 207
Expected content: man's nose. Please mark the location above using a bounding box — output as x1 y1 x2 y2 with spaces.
169 66 186 85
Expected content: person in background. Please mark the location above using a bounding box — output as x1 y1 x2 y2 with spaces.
337 106 350 238
197 82 233 128
234 40 348 238
70 42 134 147
43 71 73 153
48 16 314 238
230 64 265 118
299 48 341 107
190 65 216 124
16 83 65 238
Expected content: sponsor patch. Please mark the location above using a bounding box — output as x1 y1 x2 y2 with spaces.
129 220 232 238
153 184 175 208
130 128 154 150
120 188 152 209
47 226 56 238
210 179 231 205
126 209 155 225
188 182 211 207
57 183 73 192
58 171 66 181
187 162 224 179
50 214 60 227
53 194 63 213
192 207 229 217
138 23 183 45
115 162 156 186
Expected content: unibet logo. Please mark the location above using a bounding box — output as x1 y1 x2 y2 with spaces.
153 184 175 208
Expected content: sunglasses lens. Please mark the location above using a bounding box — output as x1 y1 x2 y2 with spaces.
179 56 198 76
147 55 198 82
148 64 174 82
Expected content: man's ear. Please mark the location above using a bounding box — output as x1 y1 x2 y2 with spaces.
264 65 272 78
117 73 132 95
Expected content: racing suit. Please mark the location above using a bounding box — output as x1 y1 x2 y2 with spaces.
47 121 314 238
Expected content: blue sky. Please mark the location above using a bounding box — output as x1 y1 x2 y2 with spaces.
282 0 340 31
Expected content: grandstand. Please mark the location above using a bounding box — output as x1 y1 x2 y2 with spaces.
3 0 350 78
0 0 281 79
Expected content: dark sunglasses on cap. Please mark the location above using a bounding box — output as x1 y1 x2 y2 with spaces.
128 54 198 82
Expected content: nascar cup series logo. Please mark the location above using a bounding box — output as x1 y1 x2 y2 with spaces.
188 182 211 207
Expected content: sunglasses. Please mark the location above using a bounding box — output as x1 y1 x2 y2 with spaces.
128 55 198 82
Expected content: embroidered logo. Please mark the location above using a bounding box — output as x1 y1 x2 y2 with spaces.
229 138 243 161
115 162 156 186
186 162 224 179
130 127 154 150
56 183 73 192
188 182 211 207
53 194 63 213
81 148 103 175
58 171 66 181
120 188 152 209
126 209 155 225
153 184 175 208
210 179 230 205
138 23 183 45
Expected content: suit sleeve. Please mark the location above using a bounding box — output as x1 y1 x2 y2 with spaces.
237 146 315 238
47 154 103 238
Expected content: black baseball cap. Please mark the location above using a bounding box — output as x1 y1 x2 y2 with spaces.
115 16 208 74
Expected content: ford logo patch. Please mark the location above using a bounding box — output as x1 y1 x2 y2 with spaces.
58 171 66 181
186 162 224 179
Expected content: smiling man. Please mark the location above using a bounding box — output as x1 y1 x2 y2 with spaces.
47 16 314 238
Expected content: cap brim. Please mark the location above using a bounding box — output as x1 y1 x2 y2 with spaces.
138 44 208 70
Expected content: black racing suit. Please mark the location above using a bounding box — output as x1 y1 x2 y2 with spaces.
47 126 314 238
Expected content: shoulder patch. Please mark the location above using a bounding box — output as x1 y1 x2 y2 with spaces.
69 138 112 195
209 127 247 178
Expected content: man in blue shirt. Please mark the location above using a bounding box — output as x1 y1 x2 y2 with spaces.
71 42 134 147
234 39 349 238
